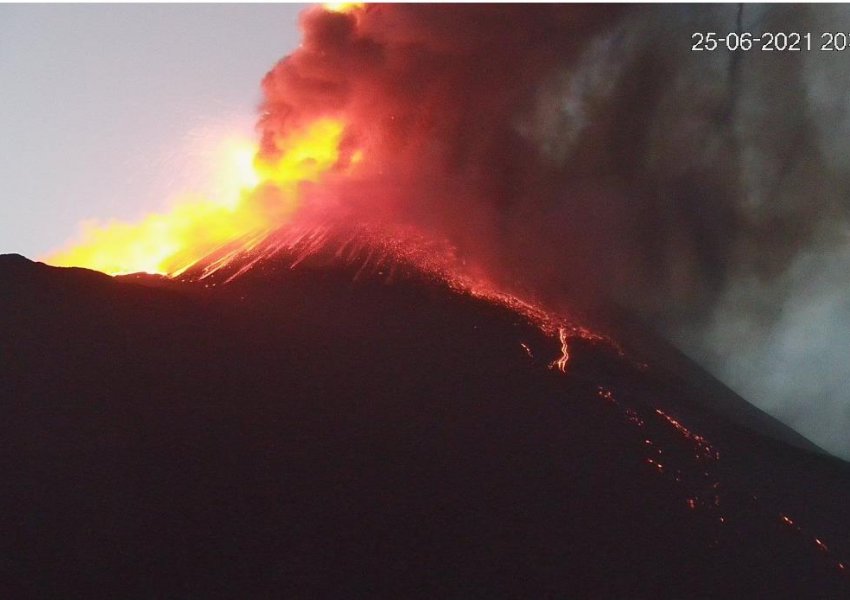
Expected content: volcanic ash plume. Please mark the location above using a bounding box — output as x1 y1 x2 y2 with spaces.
47 4 850 458
256 4 850 457
255 4 624 280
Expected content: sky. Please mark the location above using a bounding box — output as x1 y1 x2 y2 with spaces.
0 3 306 259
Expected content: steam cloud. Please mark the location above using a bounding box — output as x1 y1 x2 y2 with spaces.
260 4 850 458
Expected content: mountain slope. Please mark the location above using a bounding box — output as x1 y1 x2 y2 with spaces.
1 249 849 598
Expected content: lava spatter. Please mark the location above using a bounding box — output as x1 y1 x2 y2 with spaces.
584 384 849 580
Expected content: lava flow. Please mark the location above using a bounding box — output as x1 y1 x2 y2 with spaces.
46 118 347 277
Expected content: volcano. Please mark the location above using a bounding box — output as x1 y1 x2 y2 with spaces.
2 224 850 598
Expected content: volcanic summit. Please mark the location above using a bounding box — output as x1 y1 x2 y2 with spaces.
7 3 850 597
3 224 850 597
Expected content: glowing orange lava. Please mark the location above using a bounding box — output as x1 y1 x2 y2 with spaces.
45 119 346 276
549 327 570 373
323 2 364 14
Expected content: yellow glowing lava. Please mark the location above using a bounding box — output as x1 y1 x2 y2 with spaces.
223 140 262 205
47 118 346 276
256 120 344 190
323 2 364 14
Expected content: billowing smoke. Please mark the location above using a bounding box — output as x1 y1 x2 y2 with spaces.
260 4 850 458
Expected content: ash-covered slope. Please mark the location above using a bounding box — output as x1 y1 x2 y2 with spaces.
173 222 826 456
2 244 850 598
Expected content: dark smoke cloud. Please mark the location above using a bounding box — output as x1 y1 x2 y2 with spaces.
259 4 850 458
258 4 623 260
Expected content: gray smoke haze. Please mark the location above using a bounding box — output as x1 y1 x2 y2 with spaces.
541 4 850 458
261 4 850 458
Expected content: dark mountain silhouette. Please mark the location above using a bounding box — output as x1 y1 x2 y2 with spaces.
2 234 850 598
